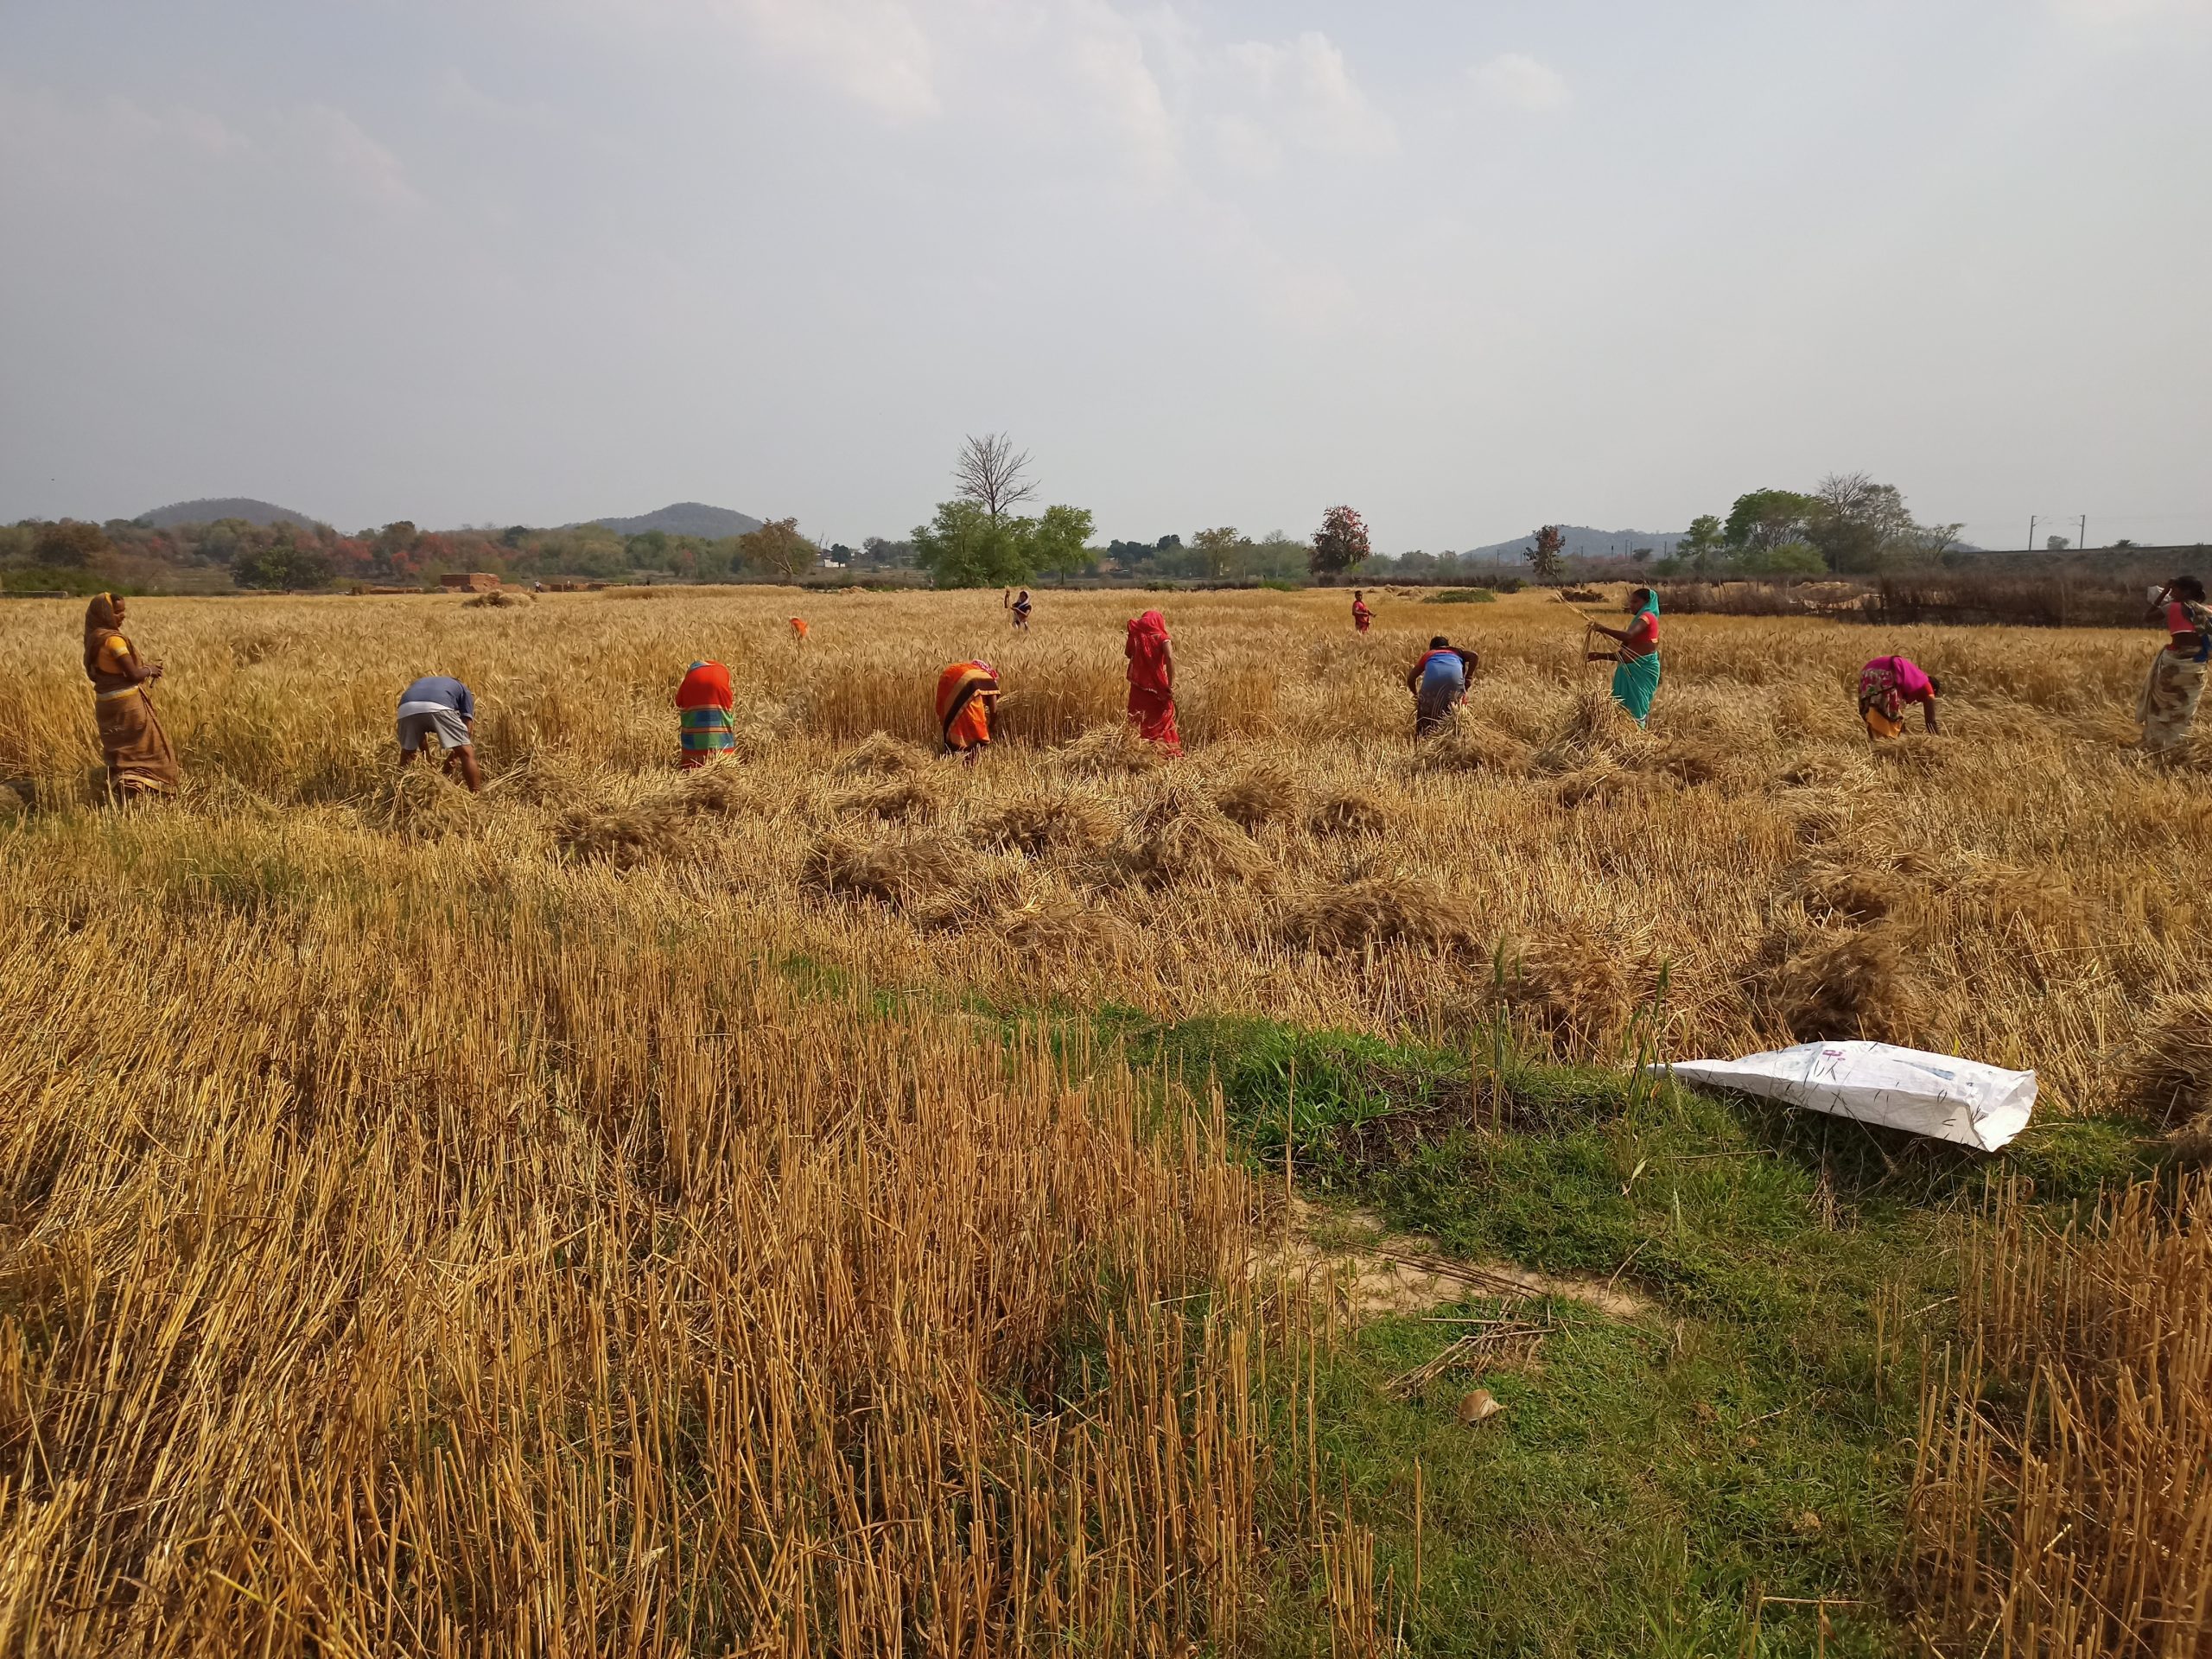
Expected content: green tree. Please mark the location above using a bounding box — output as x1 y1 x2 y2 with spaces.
1678 514 1726 574
1806 473 1916 573
232 540 334 590
1193 526 1243 582
912 500 1029 588
1310 505 1371 582
1029 505 1096 582
1722 490 1820 557
1525 524 1566 585
31 520 110 568
736 517 820 582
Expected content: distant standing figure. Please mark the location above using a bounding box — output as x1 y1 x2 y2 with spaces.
675 659 736 768
790 616 809 642
1124 609 1183 754
1408 635 1477 737
1587 587 1662 727
1351 590 1373 633
83 592 180 800
1859 655 1941 740
937 660 1001 760
396 674 482 792
1012 589 1033 631
2140 576 2212 757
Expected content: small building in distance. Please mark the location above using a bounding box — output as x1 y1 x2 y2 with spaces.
439 572 502 593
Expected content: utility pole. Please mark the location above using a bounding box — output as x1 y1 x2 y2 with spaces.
2029 514 2039 552
2080 514 2088 552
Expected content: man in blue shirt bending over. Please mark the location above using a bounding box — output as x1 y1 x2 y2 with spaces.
1407 636 1478 738
396 674 482 792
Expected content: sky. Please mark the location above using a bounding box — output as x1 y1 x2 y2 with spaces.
1 0 2207 553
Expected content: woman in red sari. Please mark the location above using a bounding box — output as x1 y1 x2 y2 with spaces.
1124 609 1182 754
1351 590 1373 633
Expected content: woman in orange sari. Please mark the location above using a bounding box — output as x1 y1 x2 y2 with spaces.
675 659 736 767
1124 609 1182 754
936 660 1001 760
83 593 181 799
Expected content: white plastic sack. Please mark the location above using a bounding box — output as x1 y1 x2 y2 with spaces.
1667 1041 2035 1152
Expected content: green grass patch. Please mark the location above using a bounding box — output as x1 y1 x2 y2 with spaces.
1097 1007 2163 1656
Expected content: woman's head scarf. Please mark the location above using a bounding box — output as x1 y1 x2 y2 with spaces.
84 592 123 677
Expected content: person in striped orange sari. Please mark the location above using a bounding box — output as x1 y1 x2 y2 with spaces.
674 660 736 767
83 593 180 799
936 660 1001 761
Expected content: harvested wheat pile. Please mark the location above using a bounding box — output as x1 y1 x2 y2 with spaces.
1550 759 1648 810
1281 870 1475 957
1411 720 1532 776
1533 689 1649 776
972 789 1116 857
997 887 1127 958
1789 859 1893 925
839 773 943 823
1052 722 1164 778
372 766 478 842
836 732 931 778
461 589 531 609
1214 761 1302 831
802 824 1004 926
553 794 694 869
1307 786 1392 838
1776 926 1913 1042
1116 782 1266 888
1646 734 1751 791
680 761 753 816
1505 933 1647 1052
2112 990 2212 1125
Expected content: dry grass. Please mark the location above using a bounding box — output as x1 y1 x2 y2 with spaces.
1911 1174 2212 1656
1 583 2204 1649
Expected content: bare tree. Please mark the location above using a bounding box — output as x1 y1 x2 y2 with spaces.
953 433 1039 523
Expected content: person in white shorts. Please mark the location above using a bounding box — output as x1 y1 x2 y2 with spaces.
395 675 482 791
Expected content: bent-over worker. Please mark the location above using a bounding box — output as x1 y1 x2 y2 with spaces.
936 660 1001 760
396 674 482 792
1859 655 1941 740
1408 635 1477 737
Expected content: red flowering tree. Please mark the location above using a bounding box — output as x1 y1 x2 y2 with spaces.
1309 505 1371 583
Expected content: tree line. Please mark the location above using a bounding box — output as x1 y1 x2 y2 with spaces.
1 444 1977 598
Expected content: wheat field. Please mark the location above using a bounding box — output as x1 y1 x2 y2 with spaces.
1 585 2204 1654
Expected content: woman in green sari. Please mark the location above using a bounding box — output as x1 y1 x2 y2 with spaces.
1586 588 1662 726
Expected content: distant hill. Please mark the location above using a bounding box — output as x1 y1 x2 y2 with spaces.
588 502 764 539
1452 525 1688 563
138 497 326 531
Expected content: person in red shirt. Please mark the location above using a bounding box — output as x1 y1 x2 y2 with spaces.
1351 590 1373 633
2140 575 2212 756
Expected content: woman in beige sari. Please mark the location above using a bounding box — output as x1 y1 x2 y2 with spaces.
84 593 180 798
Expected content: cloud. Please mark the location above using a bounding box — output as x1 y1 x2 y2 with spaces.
728 0 938 119
1224 30 1395 159
1471 52 1570 113
2049 0 2209 22
288 105 421 209
1063 1 1179 176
